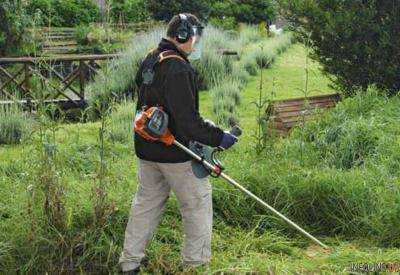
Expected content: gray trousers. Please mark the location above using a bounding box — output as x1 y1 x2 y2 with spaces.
119 159 213 272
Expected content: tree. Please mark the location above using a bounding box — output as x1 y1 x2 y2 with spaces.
211 0 277 25
282 0 400 95
26 0 100 27
146 0 211 22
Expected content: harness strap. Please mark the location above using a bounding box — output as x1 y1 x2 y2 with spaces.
158 50 185 63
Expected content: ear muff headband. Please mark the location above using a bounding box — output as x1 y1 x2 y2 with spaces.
176 13 191 43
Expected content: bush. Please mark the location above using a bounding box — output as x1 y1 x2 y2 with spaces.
146 0 210 21
211 0 277 26
209 16 237 30
282 0 400 96
27 0 100 27
0 1 32 56
110 0 150 23
74 25 91 45
0 105 30 145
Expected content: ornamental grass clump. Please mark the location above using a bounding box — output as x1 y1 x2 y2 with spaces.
0 105 29 145
87 27 165 111
211 79 241 126
193 26 237 90
109 100 135 144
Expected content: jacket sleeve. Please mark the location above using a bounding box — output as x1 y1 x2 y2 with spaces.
163 71 224 147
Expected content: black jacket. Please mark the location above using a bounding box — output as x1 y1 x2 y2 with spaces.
134 38 224 163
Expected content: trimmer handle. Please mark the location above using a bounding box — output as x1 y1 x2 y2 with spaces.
229 125 242 138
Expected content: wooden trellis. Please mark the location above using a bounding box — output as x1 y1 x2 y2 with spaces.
0 54 120 109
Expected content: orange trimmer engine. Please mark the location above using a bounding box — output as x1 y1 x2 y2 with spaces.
134 106 175 146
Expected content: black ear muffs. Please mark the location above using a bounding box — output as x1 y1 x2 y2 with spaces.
176 13 191 44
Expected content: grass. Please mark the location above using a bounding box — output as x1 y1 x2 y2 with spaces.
210 32 293 126
1 39 400 274
0 105 31 145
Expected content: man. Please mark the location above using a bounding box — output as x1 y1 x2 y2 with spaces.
119 13 238 274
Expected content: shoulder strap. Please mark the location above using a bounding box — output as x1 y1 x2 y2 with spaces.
139 50 186 89
158 50 186 63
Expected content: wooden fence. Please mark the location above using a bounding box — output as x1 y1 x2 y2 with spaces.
0 54 120 109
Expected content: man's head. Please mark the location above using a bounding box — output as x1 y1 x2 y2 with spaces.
166 13 204 59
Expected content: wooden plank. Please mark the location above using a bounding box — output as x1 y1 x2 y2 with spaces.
274 97 338 108
273 93 341 104
274 102 336 113
0 54 121 64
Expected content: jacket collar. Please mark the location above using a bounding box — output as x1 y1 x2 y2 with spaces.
158 38 190 62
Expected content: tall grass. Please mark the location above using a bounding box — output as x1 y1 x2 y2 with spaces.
213 87 400 246
109 100 135 144
211 80 242 125
0 105 30 145
86 27 165 110
87 25 241 109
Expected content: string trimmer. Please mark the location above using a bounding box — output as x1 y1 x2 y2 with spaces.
134 106 328 249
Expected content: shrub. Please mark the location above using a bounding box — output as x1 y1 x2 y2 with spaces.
192 26 237 89
0 1 32 56
74 25 91 45
146 0 210 21
0 105 30 145
211 0 277 25
282 0 400 96
27 0 100 27
209 16 237 30
110 0 150 23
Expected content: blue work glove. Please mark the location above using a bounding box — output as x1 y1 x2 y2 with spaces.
219 131 238 149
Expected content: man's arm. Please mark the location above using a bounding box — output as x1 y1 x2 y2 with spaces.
163 71 224 147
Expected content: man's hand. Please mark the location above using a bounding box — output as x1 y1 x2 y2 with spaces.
219 132 238 149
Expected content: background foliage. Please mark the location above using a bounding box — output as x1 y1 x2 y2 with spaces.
109 0 150 23
27 0 100 27
0 0 33 56
146 0 211 21
281 0 400 96
210 0 277 28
